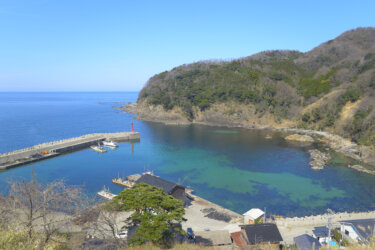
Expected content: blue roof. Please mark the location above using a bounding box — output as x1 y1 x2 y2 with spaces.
312 226 329 237
294 234 321 250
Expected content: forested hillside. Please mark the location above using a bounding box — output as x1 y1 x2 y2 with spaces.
137 27 375 146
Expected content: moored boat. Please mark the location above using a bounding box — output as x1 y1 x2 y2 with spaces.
90 145 107 153
102 140 118 147
97 185 116 200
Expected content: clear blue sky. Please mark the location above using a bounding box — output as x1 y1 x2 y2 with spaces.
0 0 374 91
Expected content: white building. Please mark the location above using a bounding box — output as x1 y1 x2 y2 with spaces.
312 226 331 245
340 219 375 244
243 208 264 224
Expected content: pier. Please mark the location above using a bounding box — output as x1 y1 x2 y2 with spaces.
0 131 140 170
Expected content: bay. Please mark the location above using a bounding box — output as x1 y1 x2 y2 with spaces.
0 92 374 216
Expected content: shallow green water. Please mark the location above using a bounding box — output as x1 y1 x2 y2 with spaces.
1 92 375 216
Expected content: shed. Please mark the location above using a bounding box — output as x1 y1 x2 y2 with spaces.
231 231 248 249
195 230 232 246
136 174 191 205
243 208 264 224
294 234 321 250
312 226 330 244
240 223 283 245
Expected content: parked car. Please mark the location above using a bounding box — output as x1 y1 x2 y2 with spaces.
187 227 195 239
115 230 128 239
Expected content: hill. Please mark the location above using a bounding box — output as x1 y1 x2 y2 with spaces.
136 27 375 150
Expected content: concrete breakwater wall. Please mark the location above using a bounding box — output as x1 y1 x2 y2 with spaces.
0 132 140 170
276 210 375 227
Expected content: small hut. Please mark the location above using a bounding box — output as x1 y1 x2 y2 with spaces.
243 208 264 224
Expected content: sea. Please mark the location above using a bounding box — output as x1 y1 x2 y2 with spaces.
1 92 375 217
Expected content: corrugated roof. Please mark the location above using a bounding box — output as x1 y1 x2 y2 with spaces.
240 223 283 244
340 218 375 242
294 234 321 250
195 230 232 246
312 226 329 237
135 174 182 194
231 231 248 249
243 208 264 220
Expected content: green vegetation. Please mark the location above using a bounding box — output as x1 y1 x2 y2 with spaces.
298 68 338 98
138 28 375 146
254 217 263 224
110 183 186 247
346 107 374 145
140 55 303 120
332 229 350 247
339 87 362 106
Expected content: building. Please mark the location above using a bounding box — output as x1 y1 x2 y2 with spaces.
194 230 232 246
312 226 331 245
243 208 264 224
231 231 248 249
340 218 375 243
238 223 283 247
294 234 321 250
135 173 191 205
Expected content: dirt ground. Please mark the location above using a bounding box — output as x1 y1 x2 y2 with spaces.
182 193 243 234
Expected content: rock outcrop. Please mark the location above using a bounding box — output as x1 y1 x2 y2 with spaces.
348 165 375 175
285 134 314 143
308 149 331 170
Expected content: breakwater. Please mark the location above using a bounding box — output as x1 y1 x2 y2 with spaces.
0 132 140 170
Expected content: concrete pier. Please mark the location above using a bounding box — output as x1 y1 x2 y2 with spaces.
0 131 140 170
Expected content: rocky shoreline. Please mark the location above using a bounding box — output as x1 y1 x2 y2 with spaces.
120 102 375 174
308 149 331 170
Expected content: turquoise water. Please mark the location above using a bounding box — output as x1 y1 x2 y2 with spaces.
1 92 375 216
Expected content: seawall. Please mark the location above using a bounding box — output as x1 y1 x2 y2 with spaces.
0 132 140 170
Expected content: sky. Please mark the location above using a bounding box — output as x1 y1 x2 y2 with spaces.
0 0 374 92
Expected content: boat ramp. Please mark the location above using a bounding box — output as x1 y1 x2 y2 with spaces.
0 131 140 170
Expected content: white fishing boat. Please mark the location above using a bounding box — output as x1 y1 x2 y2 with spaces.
97 185 117 200
102 140 119 148
90 145 107 153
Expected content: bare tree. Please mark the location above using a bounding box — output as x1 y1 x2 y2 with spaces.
0 194 14 229
5 173 87 245
86 202 132 248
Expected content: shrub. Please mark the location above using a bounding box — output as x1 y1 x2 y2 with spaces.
339 87 362 106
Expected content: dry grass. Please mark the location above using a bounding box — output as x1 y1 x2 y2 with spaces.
321 239 375 250
122 242 230 250
321 244 375 250
0 229 69 250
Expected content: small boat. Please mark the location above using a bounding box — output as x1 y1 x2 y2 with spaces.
90 145 107 153
102 140 119 148
112 177 134 188
97 185 117 200
265 135 272 139
143 170 154 176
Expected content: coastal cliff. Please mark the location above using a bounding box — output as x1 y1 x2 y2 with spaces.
129 27 375 169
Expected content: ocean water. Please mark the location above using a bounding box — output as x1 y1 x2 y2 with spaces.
1 92 375 216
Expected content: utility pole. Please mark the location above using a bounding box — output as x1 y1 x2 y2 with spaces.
327 208 335 245
264 207 266 223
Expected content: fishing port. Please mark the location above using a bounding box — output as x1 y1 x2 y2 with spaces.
0 131 140 170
